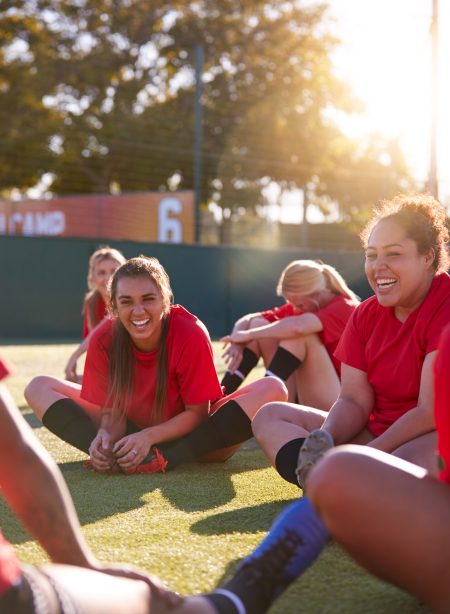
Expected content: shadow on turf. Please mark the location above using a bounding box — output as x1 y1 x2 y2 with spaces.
191 499 295 535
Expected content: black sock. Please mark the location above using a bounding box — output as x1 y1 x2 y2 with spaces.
204 591 243 613
265 347 301 381
221 348 259 394
274 438 305 485
42 398 97 454
159 400 253 469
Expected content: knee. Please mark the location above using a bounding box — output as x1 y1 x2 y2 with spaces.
307 449 356 510
24 375 51 405
264 375 288 402
252 401 286 439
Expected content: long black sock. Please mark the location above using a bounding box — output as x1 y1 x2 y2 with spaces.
42 398 97 454
265 347 301 381
221 348 259 394
274 438 305 486
159 400 253 469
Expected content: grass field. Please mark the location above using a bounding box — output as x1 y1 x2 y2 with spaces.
0 342 429 613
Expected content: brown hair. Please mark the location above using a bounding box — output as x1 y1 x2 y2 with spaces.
107 256 173 424
83 246 126 331
361 194 449 273
276 259 359 302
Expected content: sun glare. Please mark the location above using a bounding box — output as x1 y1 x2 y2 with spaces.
329 0 450 202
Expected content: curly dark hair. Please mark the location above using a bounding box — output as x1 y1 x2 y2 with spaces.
360 193 449 273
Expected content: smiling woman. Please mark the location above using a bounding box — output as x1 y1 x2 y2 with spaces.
252 193 450 486
24 256 287 475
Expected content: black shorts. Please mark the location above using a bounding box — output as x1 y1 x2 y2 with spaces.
0 564 79 614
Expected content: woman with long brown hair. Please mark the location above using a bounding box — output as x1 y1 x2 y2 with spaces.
26 256 286 474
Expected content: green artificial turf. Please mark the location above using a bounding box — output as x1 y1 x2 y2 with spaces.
0 342 430 613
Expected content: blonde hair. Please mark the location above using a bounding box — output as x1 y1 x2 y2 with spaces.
84 246 126 331
108 256 173 424
277 259 359 302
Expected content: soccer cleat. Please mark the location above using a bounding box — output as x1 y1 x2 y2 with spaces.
212 498 328 614
127 447 168 475
296 429 334 490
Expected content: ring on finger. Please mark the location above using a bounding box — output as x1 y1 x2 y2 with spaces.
131 449 138 457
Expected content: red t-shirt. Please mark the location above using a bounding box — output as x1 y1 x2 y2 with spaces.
82 294 107 338
262 295 359 374
335 273 450 436
434 324 450 484
0 356 22 596
81 305 223 427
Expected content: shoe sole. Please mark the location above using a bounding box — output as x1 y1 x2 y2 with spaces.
296 429 334 489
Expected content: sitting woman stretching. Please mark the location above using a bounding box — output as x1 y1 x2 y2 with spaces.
252 193 450 485
25 256 286 474
221 259 359 408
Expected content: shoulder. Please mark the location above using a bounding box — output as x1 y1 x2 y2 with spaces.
89 317 114 351
168 305 212 341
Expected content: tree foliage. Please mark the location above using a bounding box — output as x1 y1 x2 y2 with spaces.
0 0 413 232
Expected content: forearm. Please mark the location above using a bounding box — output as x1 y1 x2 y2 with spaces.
142 409 207 447
368 407 435 453
2 432 96 567
322 398 371 445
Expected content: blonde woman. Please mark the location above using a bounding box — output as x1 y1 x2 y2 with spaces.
64 246 126 382
221 260 359 408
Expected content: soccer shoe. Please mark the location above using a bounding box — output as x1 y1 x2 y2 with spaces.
126 447 168 475
296 429 334 490
213 498 328 614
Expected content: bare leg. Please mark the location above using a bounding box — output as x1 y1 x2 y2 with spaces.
280 334 340 409
25 375 100 422
308 445 450 613
393 431 438 476
41 564 216 613
203 376 288 462
252 402 327 465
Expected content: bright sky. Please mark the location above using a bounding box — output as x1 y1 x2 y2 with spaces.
328 0 450 204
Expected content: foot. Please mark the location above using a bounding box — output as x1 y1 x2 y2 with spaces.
296 429 334 489
125 447 168 475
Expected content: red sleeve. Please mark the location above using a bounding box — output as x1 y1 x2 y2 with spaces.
316 296 358 345
261 303 300 322
334 306 368 372
80 321 111 406
172 320 223 405
0 356 13 382
434 325 450 484
82 308 89 339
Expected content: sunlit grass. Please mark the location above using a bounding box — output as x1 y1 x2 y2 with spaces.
0 342 428 613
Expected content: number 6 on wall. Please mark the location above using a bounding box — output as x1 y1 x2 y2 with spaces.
158 197 183 243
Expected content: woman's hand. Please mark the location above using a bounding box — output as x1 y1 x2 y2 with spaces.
89 429 118 473
113 431 152 472
64 353 80 382
221 341 244 373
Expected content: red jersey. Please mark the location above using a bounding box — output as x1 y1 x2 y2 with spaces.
81 305 223 428
434 324 450 484
82 294 107 338
0 356 22 596
0 356 12 381
335 273 450 436
263 295 359 375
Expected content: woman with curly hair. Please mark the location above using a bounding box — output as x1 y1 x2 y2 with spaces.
252 194 450 486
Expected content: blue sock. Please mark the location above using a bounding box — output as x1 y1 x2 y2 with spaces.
207 497 329 614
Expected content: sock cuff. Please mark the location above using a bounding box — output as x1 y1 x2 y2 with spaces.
274 438 305 485
211 589 246 614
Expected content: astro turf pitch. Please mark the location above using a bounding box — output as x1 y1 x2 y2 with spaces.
0 342 429 613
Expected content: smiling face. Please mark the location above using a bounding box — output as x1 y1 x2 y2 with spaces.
92 257 123 299
365 219 435 321
113 275 167 351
